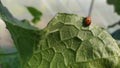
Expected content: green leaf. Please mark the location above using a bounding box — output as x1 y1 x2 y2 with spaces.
1 1 120 68
21 19 31 26
0 1 42 67
21 19 30 24
0 46 21 68
0 53 21 68
26 6 42 23
112 29 120 40
107 0 120 15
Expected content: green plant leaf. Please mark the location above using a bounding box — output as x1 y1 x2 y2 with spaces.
0 46 21 68
21 19 30 24
0 53 21 68
26 6 42 23
0 1 42 67
21 19 31 26
107 0 120 15
1 1 120 68
112 29 120 40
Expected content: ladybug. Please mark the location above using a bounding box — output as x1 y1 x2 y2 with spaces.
83 17 91 26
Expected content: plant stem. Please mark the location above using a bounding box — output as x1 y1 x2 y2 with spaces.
88 0 95 17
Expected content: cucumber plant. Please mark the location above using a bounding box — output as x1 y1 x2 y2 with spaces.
0 1 120 68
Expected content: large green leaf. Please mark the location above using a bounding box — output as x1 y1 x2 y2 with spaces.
1 1 120 68
0 1 42 67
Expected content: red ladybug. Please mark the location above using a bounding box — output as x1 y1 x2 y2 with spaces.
84 17 91 26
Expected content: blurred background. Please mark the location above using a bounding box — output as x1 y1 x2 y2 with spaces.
0 0 120 67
